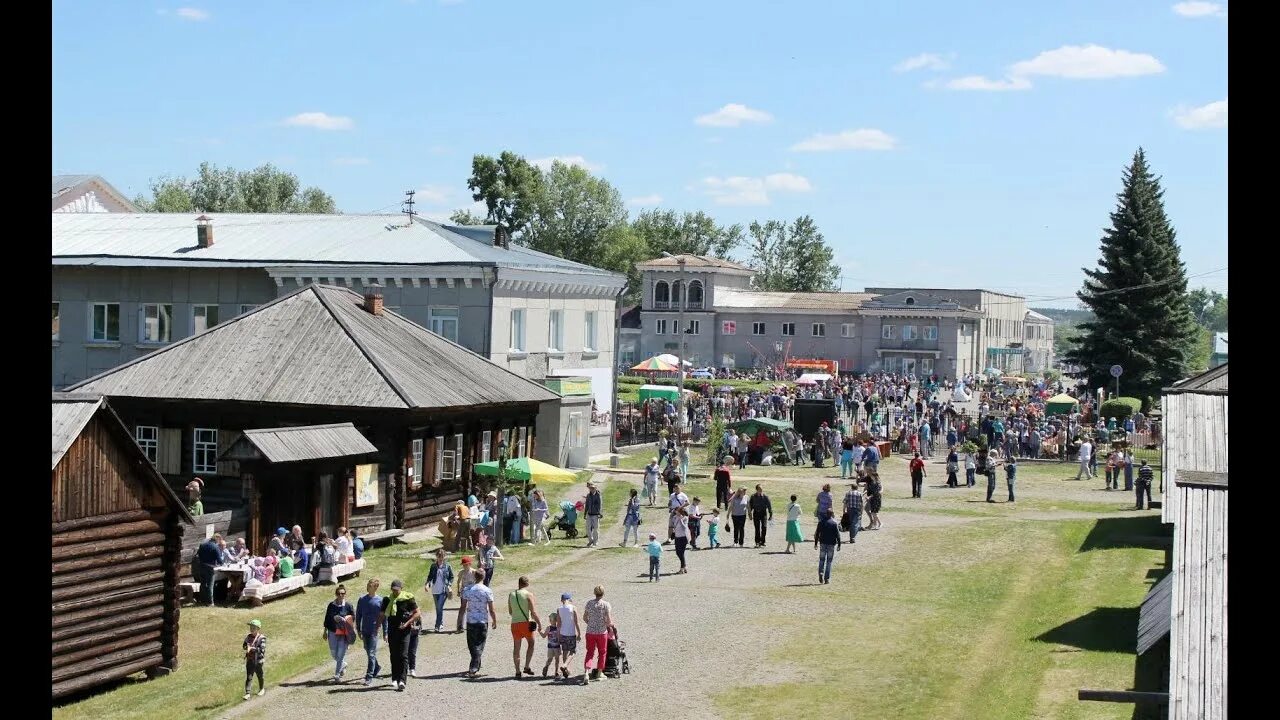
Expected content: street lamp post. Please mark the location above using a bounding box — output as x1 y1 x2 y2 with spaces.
662 252 688 441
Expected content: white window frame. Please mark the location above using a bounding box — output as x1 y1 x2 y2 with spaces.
811 323 825 337
881 324 895 340
781 323 796 336
903 325 918 341
752 322 765 336
655 318 668 335
548 310 564 351
135 425 159 464
517 427 528 458
584 311 597 352
721 320 736 336
481 430 492 463
411 438 424 489
139 303 173 344
687 320 700 335
924 326 938 341
454 433 464 478
193 428 218 475
510 309 526 352
841 323 856 338
429 307 460 343
192 304 219 335
435 434 450 483
90 302 121 342
922 358 934 374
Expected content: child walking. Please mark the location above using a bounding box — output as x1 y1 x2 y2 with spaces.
242 619 266 700
540 610 562 677
644 533 662 581
707 509 722 548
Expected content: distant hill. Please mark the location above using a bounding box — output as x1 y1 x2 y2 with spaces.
1030 308 1094 326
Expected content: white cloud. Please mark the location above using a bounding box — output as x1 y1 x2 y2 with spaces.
790 128 898 151
895 53 950 73
627 194 663 206
1010 45 1165 79
416 185 454 205
1173 99 1228 129
946 75 1033 91
530 155 603 172
694 103 774 127
175 7 210 21
1173 1 1226 17
282 112 355 131
701 173 812 206
333 156 370 166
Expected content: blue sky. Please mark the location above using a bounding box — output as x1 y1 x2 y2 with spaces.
52 1 1227 307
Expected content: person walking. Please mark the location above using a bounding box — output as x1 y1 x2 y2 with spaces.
1074 438 1094 480
729 487 749 547
195 532 222 607
540 611 562 678
643 458 661 507
554 593 582 680
964 446 977 487
380 579 420 691
355 579 383 685
865 473 883 530
672 507 690 573
459 569 497 678
814 510 842 585
454 557 476 632
667 483 689 543
322 585 355 683
945 447 959 488
843 482 864 543
785 495 803 553
241 619 267 700
508 576 542 679
840 439 856 479
581 586 614 684
749 485 773 548
815 484 833 520
644 532 662 581
714 457 733 510
425 549 454 632
584 481 603 548
678 444 691 483
530 489 550 545
621 488 642 547
1136 460 1154 510
984 449 1003 503
909 451 926 498
1005 457 1018 502
688 496 704 549
706 508 722 548
1123 449 1135 492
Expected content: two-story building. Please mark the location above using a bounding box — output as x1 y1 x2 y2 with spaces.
633 255 1046 377
1023 310 1056 373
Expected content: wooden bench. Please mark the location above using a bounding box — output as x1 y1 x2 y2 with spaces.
315 557 365 585
361 529 405 548
178 582 201 604
240 573 312 606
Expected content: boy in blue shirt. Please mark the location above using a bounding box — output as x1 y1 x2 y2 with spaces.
643 533 662 582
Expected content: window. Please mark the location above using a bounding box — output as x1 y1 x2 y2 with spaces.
584 311 597 351
671 280 683 307
903 325 918 341
90 303 121 342
239 304 257 315
193 428 218 474
481 430 492 463
192 304 219 335
962 323 973 337
517 427 528 457
752 322 766 336
882 324 895 340
781 323 796 336
548 310 564 351
454 433 464 478
654 281 670 308
135 426 158 464
52 302 60 340
921 358 934 374
140 303 173 343
686 320 700 335
436 435 452 483
905 296 915 306
721 320 736 335
841 323 856 338
687 280 704 309
656 318 668 335
510 309 526 352
411 439 424 488
924 326 938 341
429 307 460 343
811 323 826 337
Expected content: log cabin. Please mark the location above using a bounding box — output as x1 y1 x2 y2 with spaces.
52 393 195 700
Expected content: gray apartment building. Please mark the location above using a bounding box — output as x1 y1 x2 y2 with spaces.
635 256 1051 377
1023 309 1055 374
51 212 626 463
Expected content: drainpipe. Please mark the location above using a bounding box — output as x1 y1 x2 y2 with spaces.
611 282 628 456
482 268 496 359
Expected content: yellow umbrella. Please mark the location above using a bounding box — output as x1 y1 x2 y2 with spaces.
472 457 580 483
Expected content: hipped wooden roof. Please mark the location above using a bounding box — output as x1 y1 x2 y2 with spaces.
224 423 378 464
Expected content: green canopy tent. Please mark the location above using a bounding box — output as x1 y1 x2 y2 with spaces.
637 384 693 403
1045 393 1080 416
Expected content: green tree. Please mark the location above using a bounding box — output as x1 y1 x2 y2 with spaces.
465 151 544 236
525 160 629 265
746 220 787 291
630 209 743 259
133 162 337 213
1066 148 1199 400
746 216 839 292
1204 296 1227 332
447 209 488 225
1186 288 1223 326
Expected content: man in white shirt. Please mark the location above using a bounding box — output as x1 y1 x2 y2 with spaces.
503 493 523 545
666 484 689 544
1074 439 1094 480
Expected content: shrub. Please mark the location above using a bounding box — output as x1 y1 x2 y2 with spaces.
1100 397 1142 420
706 415 728 465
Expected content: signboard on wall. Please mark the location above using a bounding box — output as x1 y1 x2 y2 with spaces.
544 377 593 396
355 463 379 508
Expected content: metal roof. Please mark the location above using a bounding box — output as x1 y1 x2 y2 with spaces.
52 175 139 211
52 175 97 197
1025 309 1053 322
51 393 104 469
51 213 621 282
1137 573 1173 655
236 423 378 463
69 283 560 410
1165 363 1228 394
714 286 878 311
636 254 755 272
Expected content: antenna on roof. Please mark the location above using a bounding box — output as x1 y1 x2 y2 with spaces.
401 190 416 226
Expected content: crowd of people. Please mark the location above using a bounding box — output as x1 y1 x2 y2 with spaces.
193 523 365 607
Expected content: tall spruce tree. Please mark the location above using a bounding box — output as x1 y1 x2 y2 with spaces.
1066 148 1199 404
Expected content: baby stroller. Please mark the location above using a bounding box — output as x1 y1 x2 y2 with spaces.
548 500 581 539
603 626 630 678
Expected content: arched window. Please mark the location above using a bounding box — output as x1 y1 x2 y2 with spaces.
687 280 704 309
654 280 670 308
671 280 684 306
905 296 915 306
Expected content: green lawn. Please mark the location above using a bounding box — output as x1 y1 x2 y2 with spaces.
52 471 631 720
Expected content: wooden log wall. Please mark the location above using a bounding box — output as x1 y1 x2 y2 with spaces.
347 471 390 537
51 507 174 700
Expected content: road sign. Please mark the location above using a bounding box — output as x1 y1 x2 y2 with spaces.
1110 365 1123 378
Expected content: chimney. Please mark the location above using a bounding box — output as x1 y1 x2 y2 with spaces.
364 283 384 316
196 215 214 248
493 225 509 250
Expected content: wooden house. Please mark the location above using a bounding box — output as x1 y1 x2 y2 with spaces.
68 283 560 555
52 393 194 700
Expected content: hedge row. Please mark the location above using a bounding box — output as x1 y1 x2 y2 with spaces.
1099 397 1142 420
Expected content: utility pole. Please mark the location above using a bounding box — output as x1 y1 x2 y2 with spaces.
661 252 688 442
402 190 416 226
